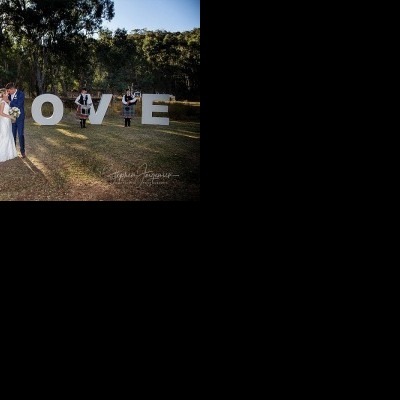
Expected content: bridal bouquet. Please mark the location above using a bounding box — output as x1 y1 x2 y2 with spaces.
9 107 21 121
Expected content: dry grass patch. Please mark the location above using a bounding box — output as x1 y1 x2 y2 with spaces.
0 113 200 201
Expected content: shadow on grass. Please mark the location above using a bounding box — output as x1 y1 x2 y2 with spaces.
0 116 200 201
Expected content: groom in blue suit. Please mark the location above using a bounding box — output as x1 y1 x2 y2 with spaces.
6 82 25 158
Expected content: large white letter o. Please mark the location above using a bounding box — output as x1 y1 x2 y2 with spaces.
32 94 64 125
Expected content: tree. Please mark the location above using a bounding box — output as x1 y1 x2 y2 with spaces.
139 29 200 99
1 1 200 100
95 28 138 93
0 0 114 95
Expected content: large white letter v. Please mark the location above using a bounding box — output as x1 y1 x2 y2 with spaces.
88 94 113 125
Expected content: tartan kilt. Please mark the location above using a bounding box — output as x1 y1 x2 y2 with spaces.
123 104 135 118
76 105 90 119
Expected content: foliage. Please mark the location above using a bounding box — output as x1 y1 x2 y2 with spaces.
0 1 200 100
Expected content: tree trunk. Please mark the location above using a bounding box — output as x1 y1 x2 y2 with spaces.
36 66 45 94
34 47 47 94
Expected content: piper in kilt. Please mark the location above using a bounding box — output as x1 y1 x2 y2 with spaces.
122 89 138 127
75 88 93 128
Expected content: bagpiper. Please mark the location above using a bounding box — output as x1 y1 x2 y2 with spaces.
122 89 138 127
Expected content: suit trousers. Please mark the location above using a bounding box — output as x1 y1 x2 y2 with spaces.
12 118 25 154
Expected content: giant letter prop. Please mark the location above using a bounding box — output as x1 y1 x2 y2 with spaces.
142 94 170 126
31 94 64 125
88 94 113 125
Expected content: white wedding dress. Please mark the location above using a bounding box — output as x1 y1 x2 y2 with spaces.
0 100 18 162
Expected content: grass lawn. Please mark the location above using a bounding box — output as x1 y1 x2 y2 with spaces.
0 111 200 201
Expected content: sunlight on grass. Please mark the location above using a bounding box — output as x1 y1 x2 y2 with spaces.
45 137 63 147
175 129 200 136
63 163 107 185
27 155 52 179
21 159 38 175
54 123 71 128
171 121 200 126
56 128 88 140
1 116 200 200
68 144 89 151
158 129 200 139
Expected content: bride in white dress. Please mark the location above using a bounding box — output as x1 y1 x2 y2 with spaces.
0 88 18 162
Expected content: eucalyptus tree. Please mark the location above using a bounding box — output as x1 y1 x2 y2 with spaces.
0 0 114 95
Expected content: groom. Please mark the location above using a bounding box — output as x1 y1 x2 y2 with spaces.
6 82 25 158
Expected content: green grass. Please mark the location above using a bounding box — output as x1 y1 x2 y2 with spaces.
0 111 200 201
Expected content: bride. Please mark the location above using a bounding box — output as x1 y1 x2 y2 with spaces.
0 87 17 162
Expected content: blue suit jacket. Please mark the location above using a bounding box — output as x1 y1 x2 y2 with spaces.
9 90 25 120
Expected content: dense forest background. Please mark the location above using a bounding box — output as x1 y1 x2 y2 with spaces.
0 0 200 100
